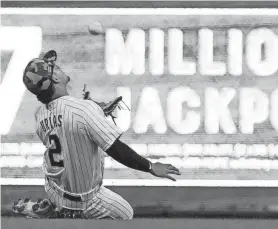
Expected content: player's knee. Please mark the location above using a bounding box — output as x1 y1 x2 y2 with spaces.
125 203 134 220
114 200 133 220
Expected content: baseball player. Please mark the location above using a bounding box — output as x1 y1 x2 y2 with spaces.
13 50 180 219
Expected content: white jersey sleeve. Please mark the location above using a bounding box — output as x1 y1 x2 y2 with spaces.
83 101 123 151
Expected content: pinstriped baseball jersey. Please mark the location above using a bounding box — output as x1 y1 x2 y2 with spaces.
35 95 123 193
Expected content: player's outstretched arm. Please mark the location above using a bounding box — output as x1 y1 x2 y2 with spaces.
82 100 180 181
106 139 181 181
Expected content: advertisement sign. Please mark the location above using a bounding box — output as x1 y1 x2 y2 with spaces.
1 8 278 184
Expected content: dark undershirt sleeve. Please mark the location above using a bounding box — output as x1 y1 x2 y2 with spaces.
106 139 151 173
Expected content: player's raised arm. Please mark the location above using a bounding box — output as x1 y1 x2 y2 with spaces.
83 101 181 181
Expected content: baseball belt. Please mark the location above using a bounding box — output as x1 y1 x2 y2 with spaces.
46 177 102 202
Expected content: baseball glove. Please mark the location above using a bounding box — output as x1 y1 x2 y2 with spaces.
82 84 130 125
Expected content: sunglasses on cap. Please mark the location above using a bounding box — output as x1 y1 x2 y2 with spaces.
35 50 58 87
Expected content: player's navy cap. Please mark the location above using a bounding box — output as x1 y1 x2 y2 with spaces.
23 50 57 96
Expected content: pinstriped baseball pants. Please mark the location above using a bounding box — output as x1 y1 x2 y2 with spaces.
45 179 134 220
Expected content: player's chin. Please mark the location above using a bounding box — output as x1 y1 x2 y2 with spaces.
67 77 72 90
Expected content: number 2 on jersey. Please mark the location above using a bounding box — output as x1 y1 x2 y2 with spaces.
49 134 64 167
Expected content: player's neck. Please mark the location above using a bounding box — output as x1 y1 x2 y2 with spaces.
50 88 69 102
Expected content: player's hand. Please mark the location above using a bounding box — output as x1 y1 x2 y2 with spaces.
150 162 181 181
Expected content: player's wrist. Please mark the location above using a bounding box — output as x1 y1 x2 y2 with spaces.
148 161 153 173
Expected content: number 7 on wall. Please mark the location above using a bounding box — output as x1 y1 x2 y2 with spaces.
0 26 42 135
